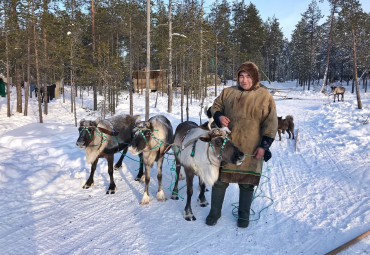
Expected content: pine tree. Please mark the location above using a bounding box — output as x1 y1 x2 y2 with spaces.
301 0 323 90
340 0 363 109
262 16 284 82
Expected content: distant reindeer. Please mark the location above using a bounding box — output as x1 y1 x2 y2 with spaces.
277 115 294 141
331 86 346 102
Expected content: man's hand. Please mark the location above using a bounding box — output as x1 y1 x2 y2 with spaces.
219 116 230 127
253 147 265 159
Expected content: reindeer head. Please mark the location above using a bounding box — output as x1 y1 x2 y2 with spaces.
76 117 118 149
76 118 101 149
199 128 245 165
128 120 152 155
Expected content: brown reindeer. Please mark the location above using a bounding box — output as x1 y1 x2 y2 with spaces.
277 115 294 141
76 115 143 194
331 86 346 102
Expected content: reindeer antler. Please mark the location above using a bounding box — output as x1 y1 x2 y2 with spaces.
209 128 230 137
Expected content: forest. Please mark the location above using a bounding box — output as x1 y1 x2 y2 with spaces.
0 0 369 120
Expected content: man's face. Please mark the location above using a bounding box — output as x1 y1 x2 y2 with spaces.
238 71 252 90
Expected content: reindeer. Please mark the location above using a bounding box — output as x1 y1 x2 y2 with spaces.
76 115 143 194
128 115 174 205
331 86 346 102
277 115 294 141
171 121 245 221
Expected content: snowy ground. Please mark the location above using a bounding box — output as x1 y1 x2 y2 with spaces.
0 81 369 254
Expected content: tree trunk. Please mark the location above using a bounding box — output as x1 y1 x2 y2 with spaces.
5 6 11 118
181 57 184 122
351 26 362 109
91 0 97 111
70 37 74 113
145 0 150 121
199 0 204 101
16 63 22 114
33 0 43 123
42 0 48 115
24 7 31 115
214 34 218 97
168 0 173 113
129 0 133 115
320 0 337 93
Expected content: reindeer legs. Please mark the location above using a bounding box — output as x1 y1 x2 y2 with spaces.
184 169 196 221
171 158 181 200
106 154 117 194
83 159 98 189
113 146 128 170
197 178 209 207
156 155 167 201
135 153 144 181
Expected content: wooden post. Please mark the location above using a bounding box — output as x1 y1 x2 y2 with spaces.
325 230 369 255
295 129 299 152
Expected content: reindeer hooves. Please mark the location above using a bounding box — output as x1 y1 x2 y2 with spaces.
183 213 196 221
82 182 94 189
114 165 121 171
171 194 179 200
198 198 209 207
157 190 167 201
106 186 117 194
135 174 145 182
140 193 150 205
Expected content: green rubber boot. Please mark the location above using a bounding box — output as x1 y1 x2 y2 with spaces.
206 180 228 226
237 184 254 228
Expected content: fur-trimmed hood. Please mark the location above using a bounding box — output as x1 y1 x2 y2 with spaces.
236 61 260 90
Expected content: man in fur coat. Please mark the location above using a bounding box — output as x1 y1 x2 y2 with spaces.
206 61 278 228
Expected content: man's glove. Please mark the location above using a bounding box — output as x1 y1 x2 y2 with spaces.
264 149 272 162
213 111 224 128
260 136 274 162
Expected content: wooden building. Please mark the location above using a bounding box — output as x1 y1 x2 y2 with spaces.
133 69 167 92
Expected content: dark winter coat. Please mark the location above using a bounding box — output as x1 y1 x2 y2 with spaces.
0 78 6 97
210 62 277 185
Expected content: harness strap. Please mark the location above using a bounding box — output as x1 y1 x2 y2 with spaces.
219 136 229 158
207 142 219 166
190 140 198 157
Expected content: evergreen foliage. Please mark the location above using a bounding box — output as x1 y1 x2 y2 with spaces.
0 0 368 117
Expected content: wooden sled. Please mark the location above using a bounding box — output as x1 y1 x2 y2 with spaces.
269 88 293 100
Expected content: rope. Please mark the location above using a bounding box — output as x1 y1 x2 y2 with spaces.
166 145 186 199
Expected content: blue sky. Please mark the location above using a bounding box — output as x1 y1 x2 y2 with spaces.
202 0 370 40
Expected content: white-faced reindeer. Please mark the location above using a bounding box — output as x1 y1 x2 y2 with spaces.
128 115 174 205
331 86 346 102
76 115 143 194
172 121 245 221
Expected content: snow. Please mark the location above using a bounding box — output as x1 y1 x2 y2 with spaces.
0 81 369 254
